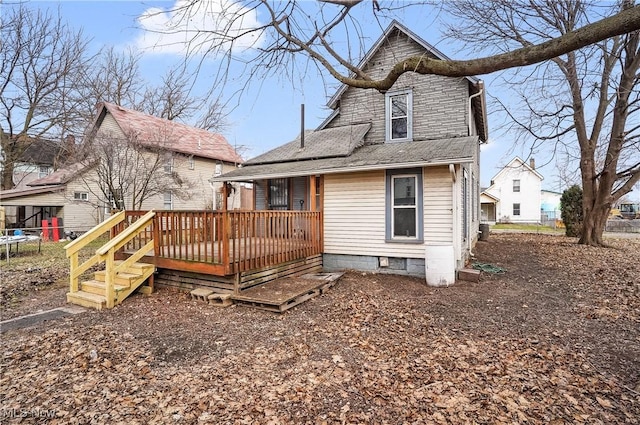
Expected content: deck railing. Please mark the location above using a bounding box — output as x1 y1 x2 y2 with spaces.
120 210 323 275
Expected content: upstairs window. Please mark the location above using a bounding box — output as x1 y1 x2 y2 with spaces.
513 179 521 192
386 90 413 142
74 192 88 201
164 154 173 173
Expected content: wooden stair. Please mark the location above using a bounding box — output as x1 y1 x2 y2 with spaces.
66 261 155 310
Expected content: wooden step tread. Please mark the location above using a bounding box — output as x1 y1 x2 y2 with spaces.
82 279 129 292
114 261 154 270
67 291 106 309
94 270 142 279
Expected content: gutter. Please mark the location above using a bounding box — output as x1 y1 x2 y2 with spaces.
212 158 475 182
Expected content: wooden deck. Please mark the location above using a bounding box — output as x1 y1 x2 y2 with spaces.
117 210 323 276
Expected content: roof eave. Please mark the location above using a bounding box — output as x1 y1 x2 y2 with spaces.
213 156 474 182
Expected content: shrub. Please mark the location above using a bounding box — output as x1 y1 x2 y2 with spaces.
560 185 583 237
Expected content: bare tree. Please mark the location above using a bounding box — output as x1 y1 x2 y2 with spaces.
80 50 228 136
148 0 640 245
442 0 640 246
0 5 91 189
78 131 193 211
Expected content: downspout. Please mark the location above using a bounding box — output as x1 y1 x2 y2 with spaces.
468 88 483 136
449 164 460 271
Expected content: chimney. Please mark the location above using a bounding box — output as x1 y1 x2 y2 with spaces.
530 158 535 169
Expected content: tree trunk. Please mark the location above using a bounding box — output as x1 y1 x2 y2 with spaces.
579 200 608 246
1 161 15 190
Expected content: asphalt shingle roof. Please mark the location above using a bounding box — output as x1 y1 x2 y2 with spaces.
218 135 478 181
246 123 371 165
99 103 243 164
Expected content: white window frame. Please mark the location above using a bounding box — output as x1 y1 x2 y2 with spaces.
385 168 424 244
513 179 521 193
385 89 413 142
513 203 521 216
73 191 89 201
164 155 174 173
164 191 173 210
39 166 50 178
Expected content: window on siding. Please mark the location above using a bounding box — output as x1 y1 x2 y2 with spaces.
386 90 413 141
386 169 423 242
105 189 123 214
164 191 173 210
164 154 173 173
39 166 50 178
268 178 289 210
513 179 520 192
513 203 521 216
73 192 88 201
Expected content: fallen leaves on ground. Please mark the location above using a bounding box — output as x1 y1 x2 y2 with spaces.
1 233 639 424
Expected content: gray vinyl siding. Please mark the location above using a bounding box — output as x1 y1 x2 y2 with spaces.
325 29 470 143
291 176 307 211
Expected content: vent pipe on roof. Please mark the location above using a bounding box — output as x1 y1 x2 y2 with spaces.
300 104 305 149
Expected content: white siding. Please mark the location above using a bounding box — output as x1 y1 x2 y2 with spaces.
324 167 455 260
485 159 542 223
424 166 454 244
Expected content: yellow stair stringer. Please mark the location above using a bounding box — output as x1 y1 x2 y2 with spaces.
111 263 155 307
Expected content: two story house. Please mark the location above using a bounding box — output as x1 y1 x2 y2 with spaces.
217 21 488 281
0 103 244 231
481 157 543 224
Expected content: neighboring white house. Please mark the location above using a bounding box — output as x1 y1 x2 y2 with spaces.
0 103 245 231
481 157 543 224
216 21 488 279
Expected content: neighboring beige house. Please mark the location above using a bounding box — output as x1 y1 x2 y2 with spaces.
216 21 488 279
481 157 544 224
0 103 244 232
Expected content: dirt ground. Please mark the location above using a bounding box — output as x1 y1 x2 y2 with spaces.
1 233 639 424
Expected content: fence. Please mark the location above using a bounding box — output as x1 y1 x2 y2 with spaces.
0 225 100 263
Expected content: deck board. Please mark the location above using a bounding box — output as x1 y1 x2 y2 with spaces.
232 272 344 312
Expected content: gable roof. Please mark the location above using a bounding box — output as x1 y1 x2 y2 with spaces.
489 157 544 183
324 20 488 142
27 161 94 187
91 102 243 164
217 135 478 181
246 123 371 166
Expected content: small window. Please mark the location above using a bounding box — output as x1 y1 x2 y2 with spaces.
164 155 173 173
386 90 413 141
164 191 173 210
73 192 88 201
513 203 521 216
188 156 195 170
513 179 521 193
39 166 50 178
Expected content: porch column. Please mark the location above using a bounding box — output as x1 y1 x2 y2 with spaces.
222 182 229 211
309 175 317 211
